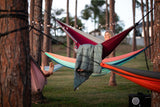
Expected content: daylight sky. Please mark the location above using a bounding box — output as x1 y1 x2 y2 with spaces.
52 0 143 35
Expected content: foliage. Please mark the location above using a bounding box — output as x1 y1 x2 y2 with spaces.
81 0 105 28
60 17 84 31
81 0 124 34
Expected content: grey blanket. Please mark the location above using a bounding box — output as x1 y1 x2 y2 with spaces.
74 44 102 90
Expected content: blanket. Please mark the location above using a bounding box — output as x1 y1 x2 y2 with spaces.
74 44 102 90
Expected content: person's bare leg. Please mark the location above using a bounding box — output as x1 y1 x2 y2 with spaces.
41 62 54 76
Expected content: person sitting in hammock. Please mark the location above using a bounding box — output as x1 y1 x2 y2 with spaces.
104 30 113 40
41 62 54 77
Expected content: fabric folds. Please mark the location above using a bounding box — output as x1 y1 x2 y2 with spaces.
74 44 102 90
100 63 160 93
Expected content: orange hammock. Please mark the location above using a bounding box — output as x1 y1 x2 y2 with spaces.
100 63 160 93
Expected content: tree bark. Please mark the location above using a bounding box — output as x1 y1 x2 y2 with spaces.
73 0 77 58
30 0 35 56
0 0 31 106
146 0 151 59
41 0 52 67
141 0 147 48
31 0 44 104
66 0 71 57
151 0 160 106
33 0 42 65
108 0 117 86
132 0 137 51
150 0 154 61
106 0 109 30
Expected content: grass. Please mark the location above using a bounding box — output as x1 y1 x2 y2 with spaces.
32 44 152 107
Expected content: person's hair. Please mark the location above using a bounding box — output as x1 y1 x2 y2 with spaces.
105 30 114 37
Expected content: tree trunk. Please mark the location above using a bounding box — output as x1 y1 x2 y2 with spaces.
106 0 109 30
33 0 42 65
132 0 137 51
150 0 154 61
66 0 71 57
146 0 151 59
108 0 117 86
73 0 77 58
30 0 35 56
141 0 147 48
41 0 52 67
0 0 31 106
31 0 44 104
151 0 160 106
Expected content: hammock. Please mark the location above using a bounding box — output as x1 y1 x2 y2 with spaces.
45 47 146 76
31 59 46 93
44 64 63 72
56 19 137 59
31 58 63 93
100 63 160 93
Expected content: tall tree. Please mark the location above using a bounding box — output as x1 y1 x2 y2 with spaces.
31 0 44 103
81 0 105 30
33 0 42 65
146 0 151 58
150 0 154 61
151 0 160 106
108 0 117 86
73 0 78 58
140 0 147 49
41 0 53 67
132 0 137 51
30 0 35 56
66 0 71 57
0 0 31 106
106 0 109 30
81 0 123 34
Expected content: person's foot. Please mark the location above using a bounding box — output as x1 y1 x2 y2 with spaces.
48 62 54 75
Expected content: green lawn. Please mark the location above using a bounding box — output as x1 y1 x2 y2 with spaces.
32 44 152 107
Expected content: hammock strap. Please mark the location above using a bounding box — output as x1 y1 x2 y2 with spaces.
136 7 154 24
0 26 29 37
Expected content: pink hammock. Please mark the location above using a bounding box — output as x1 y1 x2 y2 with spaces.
31 59 46 93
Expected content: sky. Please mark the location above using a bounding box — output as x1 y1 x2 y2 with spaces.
52 0 142 35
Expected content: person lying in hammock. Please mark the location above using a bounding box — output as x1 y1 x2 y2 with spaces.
41 62 54 77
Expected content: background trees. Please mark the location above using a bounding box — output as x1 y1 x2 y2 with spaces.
81 0 123 34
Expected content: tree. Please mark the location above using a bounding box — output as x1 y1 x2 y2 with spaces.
141 0 147 50
146 0 151 59
132 0 137 51
73 0 78 58
31 0 44 103
108 0 117 86
151 0 160 106
66 0 71 57
41 0 53 67
30 0 35 56
81 0 105 29
0 0 31 106
150 0 154 61
81 0 123 34
106 0 109 30
33 0 42 65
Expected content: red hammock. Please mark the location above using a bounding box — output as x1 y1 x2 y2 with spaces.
100 63 160 93
56 20 136 59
